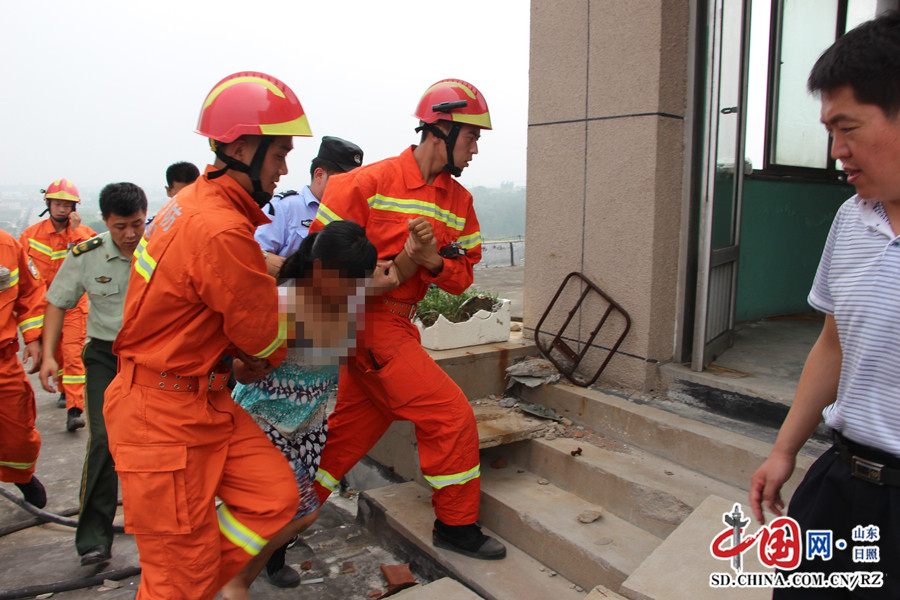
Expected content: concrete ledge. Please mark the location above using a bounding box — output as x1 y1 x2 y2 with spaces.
394 577 485 599
516 382 813 494
477 462 661 592
586 585 630 600
426 331 536 400
361 482 587 600
484 436 747 539
622 495 771 600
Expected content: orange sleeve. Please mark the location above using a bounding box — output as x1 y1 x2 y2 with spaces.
424 202 482 296
14 240 47 344
310 171 371 234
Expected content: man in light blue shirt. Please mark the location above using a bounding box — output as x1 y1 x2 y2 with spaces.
256 136 363 275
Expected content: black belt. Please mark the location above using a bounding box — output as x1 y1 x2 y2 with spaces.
834 430 900 487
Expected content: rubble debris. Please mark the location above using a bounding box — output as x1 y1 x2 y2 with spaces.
545 433 557 441
573 431 584 438
380 563 416 593
505 357 560 388
342 561 357 574
510 321 523 332
301 577 325 584
537 478 549 485
301 560 312 570
519 402 561 421
570 447 583 457
490 456 508 469
560 417 573 427
35 594 53 600
664 470 674 476
578 509 603 523
498 396 517 408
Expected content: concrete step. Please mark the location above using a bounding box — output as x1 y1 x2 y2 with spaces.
515 381 814 495
476 462 661 593
482 435 747 539
621 495 771 600
360 482 588 600
586 585 630 600
660 361 833 443
394 577 485 599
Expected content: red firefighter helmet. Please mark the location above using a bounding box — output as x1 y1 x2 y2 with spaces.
414 79 492 130
195 71 312 143
42 178 81 204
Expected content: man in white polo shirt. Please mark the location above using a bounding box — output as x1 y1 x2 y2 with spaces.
750 11 900 598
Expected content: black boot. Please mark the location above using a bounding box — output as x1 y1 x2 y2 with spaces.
66 407 85 431
432 519 506 560
265 542 300 588
15 476 47 509
80 545 112 566
57 392 67 409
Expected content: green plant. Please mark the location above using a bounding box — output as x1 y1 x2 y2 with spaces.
416 286 499 328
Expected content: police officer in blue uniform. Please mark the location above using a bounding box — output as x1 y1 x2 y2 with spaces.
256 136 363 275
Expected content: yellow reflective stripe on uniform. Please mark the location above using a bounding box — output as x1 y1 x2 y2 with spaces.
369 195 466 231
423 464 481 490
0 458 36 470
251 318 286 359
62 374 86 384
457 231 482 250
315 468 339 492
18 315 43 333
217 504 268 556
315 203 342 226
9 267 19 287
133 237 157 283
27 239 67 260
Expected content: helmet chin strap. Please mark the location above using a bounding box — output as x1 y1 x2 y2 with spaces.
208 136 275 208
416 122 464 177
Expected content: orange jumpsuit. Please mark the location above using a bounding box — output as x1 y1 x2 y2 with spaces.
0 230 46 484
310 146 484 525
104 168 297 600
19 218 95 411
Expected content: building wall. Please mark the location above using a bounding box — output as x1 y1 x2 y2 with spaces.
525 0 691 390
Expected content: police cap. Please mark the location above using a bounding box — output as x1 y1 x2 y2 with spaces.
316 136 364 173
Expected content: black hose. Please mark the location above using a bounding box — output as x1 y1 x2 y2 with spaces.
0 566 141 600
0 486 125 534
0 506 79 537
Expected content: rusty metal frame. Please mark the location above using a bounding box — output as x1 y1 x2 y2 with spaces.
534 272 632 387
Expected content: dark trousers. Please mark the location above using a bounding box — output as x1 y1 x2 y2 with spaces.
773 441 900 599
75 339 118 554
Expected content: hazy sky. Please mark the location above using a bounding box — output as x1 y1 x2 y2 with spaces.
1 1 530 202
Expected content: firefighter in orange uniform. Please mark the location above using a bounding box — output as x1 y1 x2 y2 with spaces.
103 71 310 600
0 230 47 508
310 79 506 560
19 179 95 431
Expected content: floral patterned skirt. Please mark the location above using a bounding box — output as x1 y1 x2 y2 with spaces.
256 416 328 518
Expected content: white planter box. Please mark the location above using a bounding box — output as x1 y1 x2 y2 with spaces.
416 299 511 351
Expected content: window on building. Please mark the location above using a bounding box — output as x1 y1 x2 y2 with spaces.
745 0 884 178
